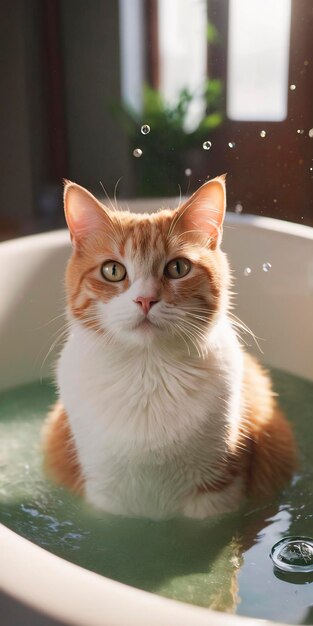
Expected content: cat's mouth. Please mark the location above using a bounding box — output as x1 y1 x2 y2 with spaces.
135 318 155 331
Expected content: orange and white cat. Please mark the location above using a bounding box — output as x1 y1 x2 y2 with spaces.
43 176 296 519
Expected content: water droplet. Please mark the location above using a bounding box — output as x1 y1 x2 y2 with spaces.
297 129 304 134
309 128 313 138
243 267 252 277
141 124 150 135
235 203 243 214
185 168 192 176
290 84 296 91
228 141 236 149
203 141 212 150
133 148 143 158
271 537 313 573
260 130 266 138
262 262 272 272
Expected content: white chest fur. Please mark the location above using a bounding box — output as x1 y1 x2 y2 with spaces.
57 319 244 519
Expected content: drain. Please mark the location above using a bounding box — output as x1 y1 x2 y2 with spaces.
270 537 313 574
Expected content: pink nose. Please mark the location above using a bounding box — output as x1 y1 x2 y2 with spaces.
134 296 159 315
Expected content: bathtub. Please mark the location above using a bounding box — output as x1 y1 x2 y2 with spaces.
0 213 313 626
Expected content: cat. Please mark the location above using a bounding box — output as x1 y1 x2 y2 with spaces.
42 176 297 519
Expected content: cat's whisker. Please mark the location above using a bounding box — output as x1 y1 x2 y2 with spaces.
174 314 209 338
78 321 116 355
40 324 71 381
177 184 182 210
187 312 210 323
167 321 191 356
33 311 68 330
99 180 119 214
164 310 211 353
38 320 72 361
174 318 207 340
228 312 263 353
113 177 122 208
175 323 198 358
175 321 206 359
98 180 126 243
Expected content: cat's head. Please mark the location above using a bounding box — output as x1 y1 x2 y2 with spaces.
64 177 230 353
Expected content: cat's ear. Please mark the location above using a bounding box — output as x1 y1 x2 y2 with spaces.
64 180 111 245
172 175 226 248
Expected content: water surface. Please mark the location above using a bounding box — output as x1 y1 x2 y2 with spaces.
0 369 312 623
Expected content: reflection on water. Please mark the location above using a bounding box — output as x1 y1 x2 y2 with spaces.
0 370 312 623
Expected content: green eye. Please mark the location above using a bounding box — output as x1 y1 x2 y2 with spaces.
101 261 126 282
165 258 191 279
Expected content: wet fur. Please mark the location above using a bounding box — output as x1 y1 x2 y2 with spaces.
43 178 296 519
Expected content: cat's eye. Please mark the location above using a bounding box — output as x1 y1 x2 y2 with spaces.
164 258 191 279
101 261 127 282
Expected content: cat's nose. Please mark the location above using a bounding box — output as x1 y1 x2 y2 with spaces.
134 296 159 315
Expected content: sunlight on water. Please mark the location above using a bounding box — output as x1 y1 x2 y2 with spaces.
0 370 313 623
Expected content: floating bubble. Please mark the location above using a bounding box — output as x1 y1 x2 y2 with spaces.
297 129 304 134
228 141 236 149
309 129 313 138
133 148 143 158
262 262 272 272
185 168 192 176
270 537 313 574
260 130 266 138
141 124 150 135
243 267 252 277
235 203 243 214
203 141 212 150
290 84 296 91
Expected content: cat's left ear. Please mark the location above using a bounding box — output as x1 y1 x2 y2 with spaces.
172 175 226 248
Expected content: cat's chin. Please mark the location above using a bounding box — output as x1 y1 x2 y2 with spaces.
114 319 161 347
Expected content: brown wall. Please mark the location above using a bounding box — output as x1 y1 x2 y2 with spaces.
60 0 133 196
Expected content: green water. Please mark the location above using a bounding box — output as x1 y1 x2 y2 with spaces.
0 370 313 623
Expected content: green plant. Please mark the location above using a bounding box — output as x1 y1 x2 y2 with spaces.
112 80 223 196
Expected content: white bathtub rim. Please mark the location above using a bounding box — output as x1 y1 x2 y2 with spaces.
1 523 286 626
1 213 313 253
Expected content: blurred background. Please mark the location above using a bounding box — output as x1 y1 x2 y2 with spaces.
1 0 312 240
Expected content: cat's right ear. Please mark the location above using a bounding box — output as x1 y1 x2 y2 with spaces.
64 181 111 245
